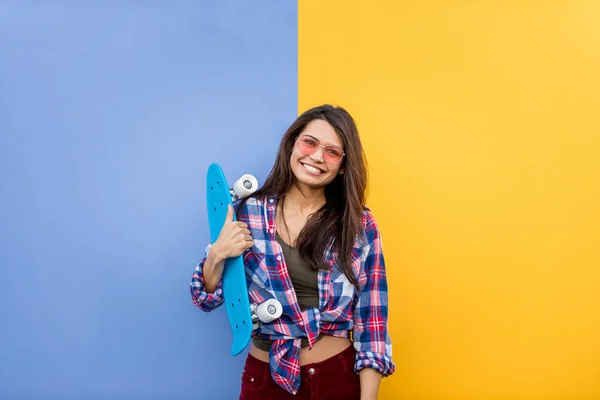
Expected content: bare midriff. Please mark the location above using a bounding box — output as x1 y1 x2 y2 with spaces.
249 335 353 365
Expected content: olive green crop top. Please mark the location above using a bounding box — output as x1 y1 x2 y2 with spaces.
252 232 323 351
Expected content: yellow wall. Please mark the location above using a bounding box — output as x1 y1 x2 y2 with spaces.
299 1 600 398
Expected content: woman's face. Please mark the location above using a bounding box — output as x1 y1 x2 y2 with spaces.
290 119 345 189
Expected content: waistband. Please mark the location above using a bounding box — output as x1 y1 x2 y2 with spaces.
247 342 356 374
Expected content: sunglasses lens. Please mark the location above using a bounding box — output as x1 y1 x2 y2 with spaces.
298 138 318 155
324 147 344 163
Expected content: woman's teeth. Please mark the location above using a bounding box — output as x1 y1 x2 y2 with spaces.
302 163 322 174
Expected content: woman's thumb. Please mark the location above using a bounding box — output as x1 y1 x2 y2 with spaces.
225 204 234 222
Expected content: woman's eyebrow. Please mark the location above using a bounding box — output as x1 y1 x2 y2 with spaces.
300 134 343 149
300 133 319 141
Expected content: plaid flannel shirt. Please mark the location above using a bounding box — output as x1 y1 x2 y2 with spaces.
190 195 395 394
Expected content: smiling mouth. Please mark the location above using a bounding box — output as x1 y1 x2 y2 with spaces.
300 162 325 174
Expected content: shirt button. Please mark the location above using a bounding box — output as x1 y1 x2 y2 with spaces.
299 321 304 326
269 199 274 203
277 256 282 261
308 368 315 375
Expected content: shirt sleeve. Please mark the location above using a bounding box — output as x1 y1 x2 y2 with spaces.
190 244 225 312
353 211 396 376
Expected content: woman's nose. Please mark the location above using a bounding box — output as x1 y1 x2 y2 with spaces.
309 146 325 162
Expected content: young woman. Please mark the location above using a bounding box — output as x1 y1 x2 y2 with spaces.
191 105 395 399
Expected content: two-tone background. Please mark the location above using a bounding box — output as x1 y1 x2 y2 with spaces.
1 1 599 399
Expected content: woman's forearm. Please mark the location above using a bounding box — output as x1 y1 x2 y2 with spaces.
203 246 226 293
359 367 382 400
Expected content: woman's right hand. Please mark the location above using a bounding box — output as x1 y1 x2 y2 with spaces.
211 204 254 262
203 205 253 293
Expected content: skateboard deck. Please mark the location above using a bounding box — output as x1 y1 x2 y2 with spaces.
206 163 253 356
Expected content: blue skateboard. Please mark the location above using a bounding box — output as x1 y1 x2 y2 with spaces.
206 163 282 356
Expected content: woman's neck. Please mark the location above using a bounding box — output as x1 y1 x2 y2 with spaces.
283 181 326 216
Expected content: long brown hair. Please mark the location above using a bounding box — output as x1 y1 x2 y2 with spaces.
241 104 368 287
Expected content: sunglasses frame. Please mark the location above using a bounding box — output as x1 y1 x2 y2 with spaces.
295 135 346 164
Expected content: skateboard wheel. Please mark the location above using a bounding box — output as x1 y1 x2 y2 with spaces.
232 174 258 199
255 299 283 323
